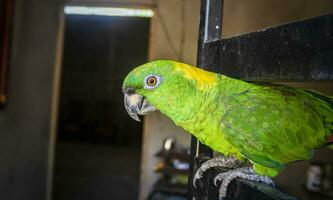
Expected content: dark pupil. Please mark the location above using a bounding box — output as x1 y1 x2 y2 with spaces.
148 78 156 85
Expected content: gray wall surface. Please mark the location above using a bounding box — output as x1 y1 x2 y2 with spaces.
0 0 62 199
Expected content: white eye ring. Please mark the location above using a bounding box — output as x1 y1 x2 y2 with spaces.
144 75 161 89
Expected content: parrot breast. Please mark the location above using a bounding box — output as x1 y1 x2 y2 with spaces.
150 74 244 160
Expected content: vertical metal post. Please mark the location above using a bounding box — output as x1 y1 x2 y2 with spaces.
187 0 224 199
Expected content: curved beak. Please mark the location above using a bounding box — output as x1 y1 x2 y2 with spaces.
123 87 156 122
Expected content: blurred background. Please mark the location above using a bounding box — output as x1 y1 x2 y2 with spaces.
0 0 333 200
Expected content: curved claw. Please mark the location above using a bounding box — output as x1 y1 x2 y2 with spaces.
193 171 202 189
193 179 198 189
258 175 275 186
214 167 276 200
214 173 223 186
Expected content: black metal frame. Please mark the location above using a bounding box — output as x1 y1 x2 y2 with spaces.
187 1 223 199
188 0 333 199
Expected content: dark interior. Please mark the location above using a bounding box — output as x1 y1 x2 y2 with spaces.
52 14 150 200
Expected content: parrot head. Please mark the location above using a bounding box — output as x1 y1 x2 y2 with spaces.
122 60 218 122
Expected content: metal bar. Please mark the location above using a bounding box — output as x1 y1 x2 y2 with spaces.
197 0 224 69
202 0 223 42
201 13 333 80
187 0 223 199
206 169 298 200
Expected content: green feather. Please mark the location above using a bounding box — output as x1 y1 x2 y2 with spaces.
123 60 333 177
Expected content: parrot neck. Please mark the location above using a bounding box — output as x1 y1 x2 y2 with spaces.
152 74 251 125
147 74 249 159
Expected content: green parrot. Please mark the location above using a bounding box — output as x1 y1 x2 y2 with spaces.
122 60 333 199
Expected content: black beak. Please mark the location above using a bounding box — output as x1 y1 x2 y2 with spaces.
123 87 136 95
123 87 156 122
123 87 142 122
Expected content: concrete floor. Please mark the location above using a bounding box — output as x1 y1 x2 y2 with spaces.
52 142 141 200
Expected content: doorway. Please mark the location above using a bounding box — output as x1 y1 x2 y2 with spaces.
52 6 152 200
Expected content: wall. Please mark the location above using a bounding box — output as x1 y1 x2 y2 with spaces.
222 0 333 38
0 0 62 200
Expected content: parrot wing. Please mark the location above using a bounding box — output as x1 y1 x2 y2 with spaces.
221 83 333 170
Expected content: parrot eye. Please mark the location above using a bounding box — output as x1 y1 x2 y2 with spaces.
144 75 161 89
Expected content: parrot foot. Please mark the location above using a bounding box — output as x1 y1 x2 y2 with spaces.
214 167 275 200
193 156 243 188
